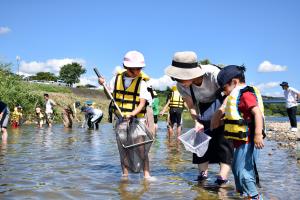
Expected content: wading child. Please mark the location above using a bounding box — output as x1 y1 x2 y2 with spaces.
35 106 44 128
11 105 23 128
98 50 153 180
160 85 184 137
217 65 264 199
0 101 9 141
81 106 103 130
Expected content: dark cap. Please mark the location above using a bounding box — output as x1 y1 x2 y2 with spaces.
279 81 288 87
217 65 246 88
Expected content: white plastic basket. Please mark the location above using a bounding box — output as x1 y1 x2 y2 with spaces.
178 129 211 157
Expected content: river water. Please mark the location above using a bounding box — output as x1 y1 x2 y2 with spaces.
0 121 299 200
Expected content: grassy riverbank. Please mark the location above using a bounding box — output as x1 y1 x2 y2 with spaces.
0 69 110 123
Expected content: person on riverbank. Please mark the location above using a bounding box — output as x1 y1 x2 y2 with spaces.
98 50 153 180
44 94 56 127
280 81 300 132
0 101 10 141
11 105 23 128
81 106 103 130
217 65 264 199
35 106 44 128
160 85 184 137
164 51 233 185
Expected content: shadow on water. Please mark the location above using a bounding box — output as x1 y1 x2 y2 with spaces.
0 120 299 199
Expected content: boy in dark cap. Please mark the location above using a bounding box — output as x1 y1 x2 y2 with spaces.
217 65 264 200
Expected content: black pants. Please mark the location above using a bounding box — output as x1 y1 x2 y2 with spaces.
287 106 297 128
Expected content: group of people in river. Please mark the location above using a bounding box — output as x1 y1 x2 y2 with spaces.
1 50 299 200
97 50 265 200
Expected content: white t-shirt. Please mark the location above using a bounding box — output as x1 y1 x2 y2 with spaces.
284 87 299 108
45 99 55 114
109 74 152 103
177 64 220 103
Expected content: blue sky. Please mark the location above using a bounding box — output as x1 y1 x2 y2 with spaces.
1 0 299 96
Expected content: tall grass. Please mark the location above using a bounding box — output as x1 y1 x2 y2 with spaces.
0 70 43 117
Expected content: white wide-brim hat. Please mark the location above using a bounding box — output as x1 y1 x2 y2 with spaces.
165 51 205 80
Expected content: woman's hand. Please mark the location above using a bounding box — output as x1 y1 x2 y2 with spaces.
194 121 204 132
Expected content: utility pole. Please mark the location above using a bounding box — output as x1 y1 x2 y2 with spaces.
16 55 20 75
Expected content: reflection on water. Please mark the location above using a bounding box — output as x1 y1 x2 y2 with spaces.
0 122 299 199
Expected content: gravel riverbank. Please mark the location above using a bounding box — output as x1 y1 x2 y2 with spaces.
266 121 299 150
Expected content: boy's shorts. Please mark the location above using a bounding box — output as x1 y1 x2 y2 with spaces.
0 112 9 128
153 115 158 123
45 113 54 124
169 108 183 126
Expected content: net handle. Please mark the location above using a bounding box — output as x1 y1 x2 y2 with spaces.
122 140 154 149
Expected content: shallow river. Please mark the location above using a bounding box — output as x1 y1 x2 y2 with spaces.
0 122 299 200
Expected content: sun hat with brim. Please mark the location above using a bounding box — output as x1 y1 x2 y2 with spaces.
217 65 245 88
164 51 205 80
279 81 288 87
123 50 146 68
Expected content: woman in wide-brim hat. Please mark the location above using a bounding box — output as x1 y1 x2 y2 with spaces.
165 51 233 184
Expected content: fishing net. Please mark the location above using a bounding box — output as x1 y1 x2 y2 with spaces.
116 118 154 173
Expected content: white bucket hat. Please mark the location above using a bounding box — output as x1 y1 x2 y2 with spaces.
165 51 205 80
123 50 146 68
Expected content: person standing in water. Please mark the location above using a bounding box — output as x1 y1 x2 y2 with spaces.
218 65 265 199
160 85 185 137
44 93 56 127
98 50 154 180
0 101 9 141
164 51 233 185
280 81 300 132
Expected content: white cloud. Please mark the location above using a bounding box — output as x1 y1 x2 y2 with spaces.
258 61 287 72
255 81 280 92
148 75 175 91
78 75 98 86
254 81 283 97
0 27 11 34
19 58 86 75
263 92 283 97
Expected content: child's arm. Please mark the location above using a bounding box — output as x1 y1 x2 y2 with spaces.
251 106 264 149
126 98 147 120
160 99 170 115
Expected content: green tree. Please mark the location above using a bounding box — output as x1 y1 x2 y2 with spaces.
59 62 86 86
199 59 211 65
29 72 58 81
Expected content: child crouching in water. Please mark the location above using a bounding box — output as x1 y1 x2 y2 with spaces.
35 106 44 128
217 65 264 200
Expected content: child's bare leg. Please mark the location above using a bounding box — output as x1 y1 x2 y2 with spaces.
198 162 209 175
219 162 231 179
121 164 129 177
143 155 150 178
2 128 8 141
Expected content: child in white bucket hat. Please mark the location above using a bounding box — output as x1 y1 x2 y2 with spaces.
165 51 233 185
